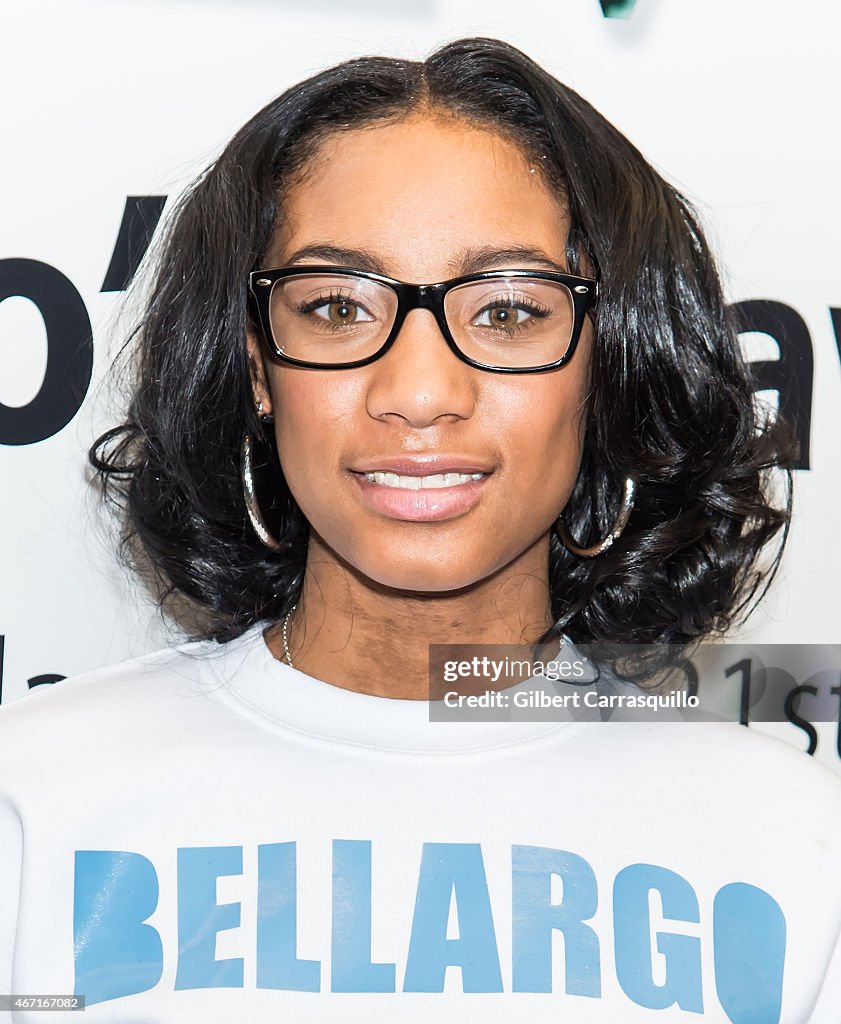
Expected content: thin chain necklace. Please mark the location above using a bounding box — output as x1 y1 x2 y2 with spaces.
281 604 297 668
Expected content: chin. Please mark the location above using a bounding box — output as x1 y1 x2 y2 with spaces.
314 522 532 597
350 540 514 598
348 550 491 597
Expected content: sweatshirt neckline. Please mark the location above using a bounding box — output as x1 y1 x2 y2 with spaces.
207 621 588 754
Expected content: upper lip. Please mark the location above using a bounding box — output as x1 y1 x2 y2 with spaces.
350 455 495 476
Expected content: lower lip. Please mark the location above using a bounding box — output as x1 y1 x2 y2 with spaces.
350 473 490 522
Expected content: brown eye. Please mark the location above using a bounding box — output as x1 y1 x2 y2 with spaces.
328 301 358 323
475 304 524 329
487 306 520 327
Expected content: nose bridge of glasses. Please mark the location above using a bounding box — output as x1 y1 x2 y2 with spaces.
390 282 453 352
393 281 445 314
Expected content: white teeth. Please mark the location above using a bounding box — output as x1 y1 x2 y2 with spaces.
364 471 486 489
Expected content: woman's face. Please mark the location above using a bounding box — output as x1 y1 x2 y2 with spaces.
249 113 593 594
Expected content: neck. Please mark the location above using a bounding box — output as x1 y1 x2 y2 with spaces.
264 532 556 699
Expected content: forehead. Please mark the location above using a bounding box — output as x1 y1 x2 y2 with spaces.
268 114 570 278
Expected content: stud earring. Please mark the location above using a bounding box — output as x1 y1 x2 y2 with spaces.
256 401 274 425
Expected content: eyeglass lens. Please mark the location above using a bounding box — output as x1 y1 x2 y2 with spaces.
267 273 576 369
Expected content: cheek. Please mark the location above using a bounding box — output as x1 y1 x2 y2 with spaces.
269 371 367 520
507 392 585 457
488 374 589 487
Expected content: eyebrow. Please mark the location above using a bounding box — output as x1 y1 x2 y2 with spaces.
282 243 568 277
455 246 567 275
283 245 388 274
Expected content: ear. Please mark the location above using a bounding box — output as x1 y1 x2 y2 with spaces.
246 325 274 417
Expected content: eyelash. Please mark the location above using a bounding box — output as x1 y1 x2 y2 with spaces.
298 291 357 311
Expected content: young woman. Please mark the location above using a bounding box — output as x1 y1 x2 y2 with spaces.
1 37 840 1023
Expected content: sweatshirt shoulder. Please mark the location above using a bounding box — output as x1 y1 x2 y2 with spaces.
612 716 841 806
0 637 222 739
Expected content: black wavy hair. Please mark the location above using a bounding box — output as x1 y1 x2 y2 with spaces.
90 37 795 676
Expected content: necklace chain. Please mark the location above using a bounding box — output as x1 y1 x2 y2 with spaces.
282 604 297 668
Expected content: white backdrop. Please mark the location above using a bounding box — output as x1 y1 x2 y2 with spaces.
2 0 840 764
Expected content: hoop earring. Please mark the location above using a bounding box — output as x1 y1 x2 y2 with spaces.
241 432 282 551
556 477 636 558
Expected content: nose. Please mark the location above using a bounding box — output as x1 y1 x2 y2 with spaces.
364 308 479 428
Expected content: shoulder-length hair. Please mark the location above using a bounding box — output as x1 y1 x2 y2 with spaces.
91 36 795 672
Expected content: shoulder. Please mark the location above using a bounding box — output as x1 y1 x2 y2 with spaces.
0 633 236 766
583 717 841 846
573 655 841 797
613 714 841 778
1 637 205 709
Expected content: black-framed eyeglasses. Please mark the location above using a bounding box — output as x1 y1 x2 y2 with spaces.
248 266 598 373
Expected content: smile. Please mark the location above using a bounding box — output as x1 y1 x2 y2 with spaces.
363 472 486 489
351 470 491 522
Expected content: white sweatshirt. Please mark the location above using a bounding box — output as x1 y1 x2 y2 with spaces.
0 622 840 1022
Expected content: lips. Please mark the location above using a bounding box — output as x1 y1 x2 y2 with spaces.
348 455 493 522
